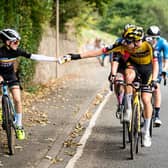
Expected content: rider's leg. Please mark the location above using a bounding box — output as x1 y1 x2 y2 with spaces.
10 86 22 126
141 92 152 147
114 73 124 105
10 86 25 140
154 83 162 126
124 68 136 121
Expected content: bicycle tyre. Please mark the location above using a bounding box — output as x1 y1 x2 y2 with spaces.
123 120 130 149
2 96 15 155
150 96 155 137
130 104 139 160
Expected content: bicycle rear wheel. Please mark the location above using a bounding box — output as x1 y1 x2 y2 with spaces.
120 95 130 148
2 96 15 155
123 120 130 149
130 104 139 159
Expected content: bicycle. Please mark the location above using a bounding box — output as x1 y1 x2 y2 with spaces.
109 78 130 149
128 81 145 159
113 79 144 159
0 80 18 155
128 81 156 159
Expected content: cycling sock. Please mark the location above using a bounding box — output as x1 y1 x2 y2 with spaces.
144 118 151 135
15 113 22 127
126 94 132 110
154 107 160 118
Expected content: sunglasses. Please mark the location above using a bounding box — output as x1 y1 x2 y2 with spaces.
146 36 159 41
152 36 160 40
125 39 133 44
11 40 20 45
125 39 141 45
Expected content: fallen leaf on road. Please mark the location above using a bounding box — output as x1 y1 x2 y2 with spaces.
64 150 75 156
44 138 55 142
51 157 63 164
45 155 52 160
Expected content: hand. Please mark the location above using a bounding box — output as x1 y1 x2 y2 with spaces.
150 80 158 89
108 73 115 91
108 73 115 83
57 54 71 64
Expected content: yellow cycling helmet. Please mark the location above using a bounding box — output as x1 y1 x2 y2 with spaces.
134 26 144 40
123 26 144 41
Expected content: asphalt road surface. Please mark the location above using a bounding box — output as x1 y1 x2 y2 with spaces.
61 84 168 168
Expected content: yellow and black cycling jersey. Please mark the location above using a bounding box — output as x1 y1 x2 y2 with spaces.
102 40 157 65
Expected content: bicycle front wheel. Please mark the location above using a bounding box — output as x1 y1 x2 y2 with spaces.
130 104 139 160
2 96 15 155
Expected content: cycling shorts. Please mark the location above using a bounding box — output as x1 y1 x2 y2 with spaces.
126 62 152 93
0 72 20 88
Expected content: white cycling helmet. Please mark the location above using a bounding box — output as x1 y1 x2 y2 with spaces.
124 24 136 31
0 28 21 42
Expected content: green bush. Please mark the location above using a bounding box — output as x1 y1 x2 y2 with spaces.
0 0 53 88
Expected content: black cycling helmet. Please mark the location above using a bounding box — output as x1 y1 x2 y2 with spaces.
0 28 21 43
147 25 160 36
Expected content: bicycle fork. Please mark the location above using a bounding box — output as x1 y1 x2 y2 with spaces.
129 93 141 132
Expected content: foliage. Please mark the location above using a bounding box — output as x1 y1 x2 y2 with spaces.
0 0 53 88
97 0 168 38
57 0 168 39
51 0 98 33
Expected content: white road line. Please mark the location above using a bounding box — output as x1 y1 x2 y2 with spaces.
65 91 112 168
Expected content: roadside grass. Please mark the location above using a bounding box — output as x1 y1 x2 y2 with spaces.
80 28 117 46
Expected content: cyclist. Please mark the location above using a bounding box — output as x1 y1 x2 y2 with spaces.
109 24 137 117
123 27 158 147
59 25 158 147
0 28 58 140
146 25 168 127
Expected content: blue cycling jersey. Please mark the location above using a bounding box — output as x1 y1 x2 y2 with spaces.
155 37 168 74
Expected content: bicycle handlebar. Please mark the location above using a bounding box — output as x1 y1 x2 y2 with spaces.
115 80 157 91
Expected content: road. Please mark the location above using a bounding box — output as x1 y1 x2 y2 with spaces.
60 84 168 168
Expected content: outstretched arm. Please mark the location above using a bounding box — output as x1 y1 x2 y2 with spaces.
30 54 57 62
80 48 103 58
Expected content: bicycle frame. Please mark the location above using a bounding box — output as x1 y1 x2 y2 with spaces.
1 80 17 155
2 83 16 123
130 86 142 133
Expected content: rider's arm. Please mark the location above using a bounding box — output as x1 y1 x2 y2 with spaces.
80 48 103 58
16 48 57 62
30 54 57 62
152 57 159 81
72 44 115 59
162 40 168 71
111 61 119 76
111 52 121 75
